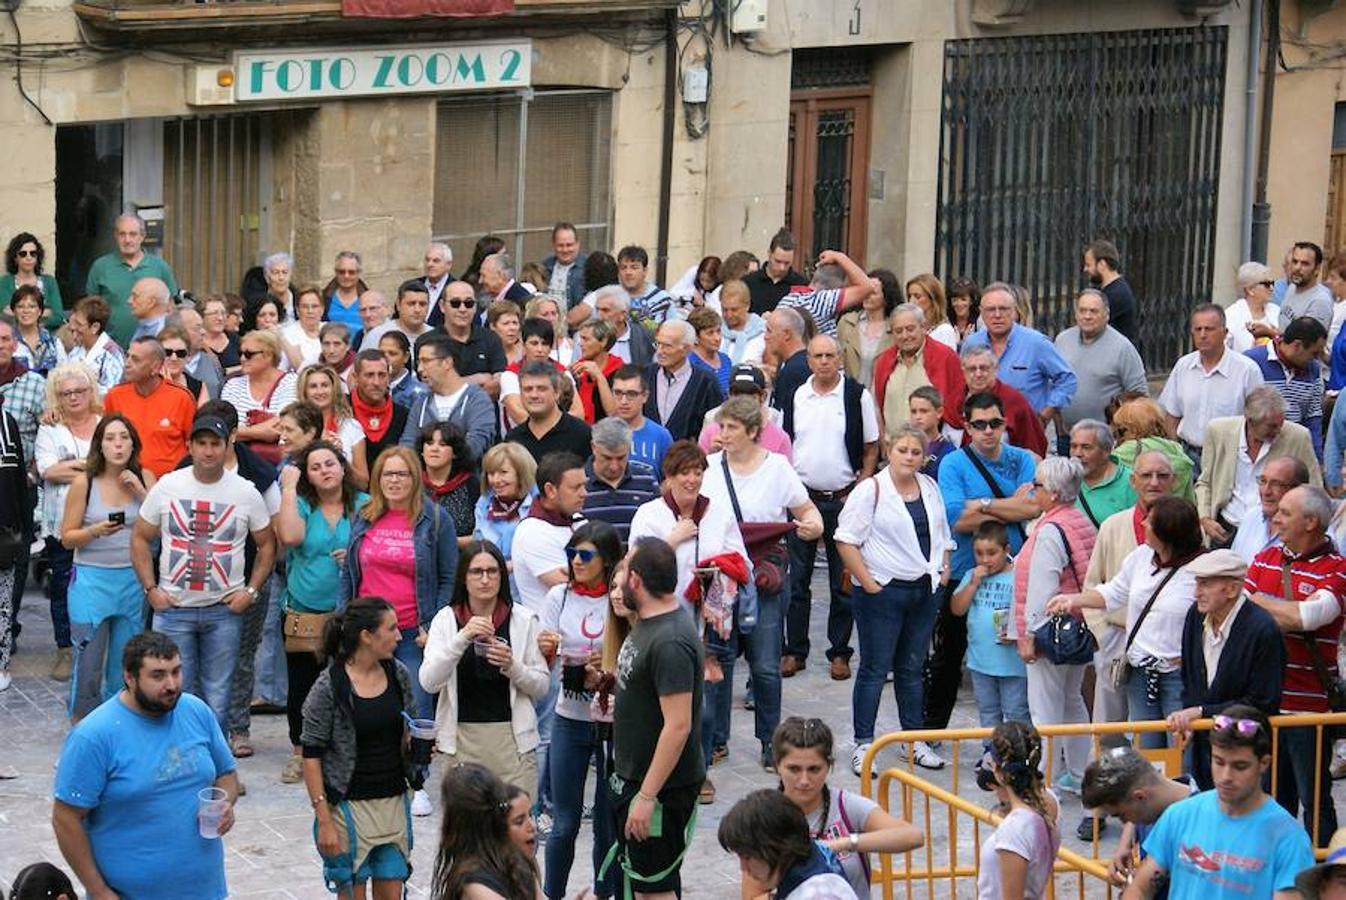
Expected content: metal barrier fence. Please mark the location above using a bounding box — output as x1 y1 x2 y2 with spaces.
859 714 1346 900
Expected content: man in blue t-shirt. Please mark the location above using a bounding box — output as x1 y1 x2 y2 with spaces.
1123 705 1313 899
52 632 239 900
611 365 673 477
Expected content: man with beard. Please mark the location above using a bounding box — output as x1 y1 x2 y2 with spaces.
1082 239 1139 346
53 632 239 900
1250 242 1334 340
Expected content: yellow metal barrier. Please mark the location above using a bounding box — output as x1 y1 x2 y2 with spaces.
859 714 1346 899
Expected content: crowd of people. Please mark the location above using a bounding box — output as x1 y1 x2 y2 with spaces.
6 218 1346 898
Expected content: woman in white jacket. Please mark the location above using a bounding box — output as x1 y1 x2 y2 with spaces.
419 539 550 797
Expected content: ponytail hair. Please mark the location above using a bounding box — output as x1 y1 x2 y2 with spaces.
989 720 1054 827
321 596 395 664
771 716 834 768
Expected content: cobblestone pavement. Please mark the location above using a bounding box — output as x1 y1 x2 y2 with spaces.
4 573 1337 898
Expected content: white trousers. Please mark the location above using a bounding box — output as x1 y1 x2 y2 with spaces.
1026 658 1091 780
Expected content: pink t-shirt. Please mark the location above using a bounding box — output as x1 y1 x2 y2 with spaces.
358 510 418 629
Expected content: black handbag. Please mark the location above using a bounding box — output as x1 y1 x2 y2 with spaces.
1031 523 1097 665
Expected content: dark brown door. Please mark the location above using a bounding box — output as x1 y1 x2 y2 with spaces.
787 90 871 272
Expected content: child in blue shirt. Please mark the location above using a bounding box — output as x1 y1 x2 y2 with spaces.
950 521 1029 747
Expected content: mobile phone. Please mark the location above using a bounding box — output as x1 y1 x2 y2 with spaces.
107 511 126 526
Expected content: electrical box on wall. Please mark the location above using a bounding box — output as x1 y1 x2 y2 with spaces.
730 0 767 33
683 65 709 103
188 66 236 106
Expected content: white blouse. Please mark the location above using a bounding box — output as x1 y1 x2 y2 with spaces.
835 471 952 583
628 494 748 606
1096 544 1196 670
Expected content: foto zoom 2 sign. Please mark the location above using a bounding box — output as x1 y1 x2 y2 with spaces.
233 41 531 101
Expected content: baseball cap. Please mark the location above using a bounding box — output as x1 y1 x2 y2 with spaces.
191 416 230 441
729 364 767 394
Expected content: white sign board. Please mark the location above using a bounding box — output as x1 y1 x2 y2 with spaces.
234 40 531 102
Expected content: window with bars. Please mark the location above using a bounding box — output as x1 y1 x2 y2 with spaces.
432 90 612 272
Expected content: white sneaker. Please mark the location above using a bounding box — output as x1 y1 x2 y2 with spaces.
851 743 874 777
912 741 946 770
411 789 433 817
0 670 10 692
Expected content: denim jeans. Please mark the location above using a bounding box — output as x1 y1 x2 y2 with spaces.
784 497 852 663
970 671 1030 748
394 627 434 719
545 714 614 900
534 668 561 814
1125 667 1184 749
851 577 938 742
252 570 288 707
1278 724 1340 845
45 536 73 649
153 604 243 732
703 587 784 755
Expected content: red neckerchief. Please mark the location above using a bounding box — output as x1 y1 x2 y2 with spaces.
570 581 608 598
0 358 27 389
351 390 394 443
528 500 574 528
423 469 472 497
452 600 510 631
1131 504 1146 545
487 494 524 522
663 492 709 524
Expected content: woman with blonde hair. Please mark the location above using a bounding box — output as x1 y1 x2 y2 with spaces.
299 364 369 488
222 327 297 465
473 442 537 597
525 294 574 366
1108 396 1194 499
906 274 958 350
340 445 458 817
35 362 103 680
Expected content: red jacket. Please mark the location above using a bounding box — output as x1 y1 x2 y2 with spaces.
957 381 1047 458
872 336 966 431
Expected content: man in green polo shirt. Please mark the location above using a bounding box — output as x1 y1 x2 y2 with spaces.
1071 419 1136 528
85 214 178 348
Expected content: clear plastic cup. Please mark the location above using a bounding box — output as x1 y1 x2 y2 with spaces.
197 786 229 839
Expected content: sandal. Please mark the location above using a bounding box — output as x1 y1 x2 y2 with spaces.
231 733 255 758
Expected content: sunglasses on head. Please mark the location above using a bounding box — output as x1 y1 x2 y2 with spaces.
565 547 598 564
1212 714 1262 736
966 418 1005 432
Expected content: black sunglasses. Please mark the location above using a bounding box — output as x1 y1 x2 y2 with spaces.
966 418 1005 431
446 299 476 310
163 348 189 359
239 349 266 360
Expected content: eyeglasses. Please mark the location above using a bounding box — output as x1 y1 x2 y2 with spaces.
239 349 266 360
336 268 360 276
1212 714 1262 736
381 470 413 481
163 347 189 359
15 249 37 258
612 389 644 400
467 566 501 579
59 387 90 399
1031 481 1044 489
966 418 1005 431
446 299 475 310
1258 280 1275 288
566 547 598 564
1257 476 1296 490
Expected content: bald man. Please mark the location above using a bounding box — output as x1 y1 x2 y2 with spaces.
129 277 172 342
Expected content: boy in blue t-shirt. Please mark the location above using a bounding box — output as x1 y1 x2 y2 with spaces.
1127 704 1314 900
950 521 1028 745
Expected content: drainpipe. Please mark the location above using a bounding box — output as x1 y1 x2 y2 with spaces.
1251 0 1280 263
655 7 677 287
1241 0 1262 260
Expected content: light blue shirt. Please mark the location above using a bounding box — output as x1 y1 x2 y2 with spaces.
938 444 1037 577
959 569 1026 678
963 323 1078 413
1143 790 1312 899
54 692 235 900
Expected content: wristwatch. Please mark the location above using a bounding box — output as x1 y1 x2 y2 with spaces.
979 497 993 512
848 833 860 852
243 586 260 601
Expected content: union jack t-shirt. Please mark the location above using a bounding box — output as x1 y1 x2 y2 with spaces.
139 468 272 608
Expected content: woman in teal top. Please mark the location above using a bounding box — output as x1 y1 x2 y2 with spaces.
1 232 63 328
275 438 368 785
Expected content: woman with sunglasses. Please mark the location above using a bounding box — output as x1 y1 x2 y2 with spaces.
58 414 154 719
1 233 63 328
419 539 549 795
9 284 65 374
342 446 458 817
740 717 922 899
539 521 624 900
222 328 298 466
35 363 102 682
1226 261 1281 354
157 325 209 406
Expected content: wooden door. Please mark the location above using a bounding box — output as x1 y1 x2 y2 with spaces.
787 90 871 273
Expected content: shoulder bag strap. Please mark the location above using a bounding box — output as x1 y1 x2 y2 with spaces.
261 371 285 411
720 454 745 524
963 447 1027 543
1050 523 1085 591
1123 565 1182 653
1284 557 1341 697
1078 490 1100 528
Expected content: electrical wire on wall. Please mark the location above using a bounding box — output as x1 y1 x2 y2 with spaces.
8 8 53 125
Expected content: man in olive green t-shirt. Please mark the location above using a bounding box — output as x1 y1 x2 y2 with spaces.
85 213 177 348
1071 419 1137 528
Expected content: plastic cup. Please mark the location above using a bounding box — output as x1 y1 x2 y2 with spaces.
408 717 437 766
197 786 229 839
473 638 497 657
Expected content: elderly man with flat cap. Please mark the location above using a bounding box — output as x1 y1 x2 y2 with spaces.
1167 548 1284 790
